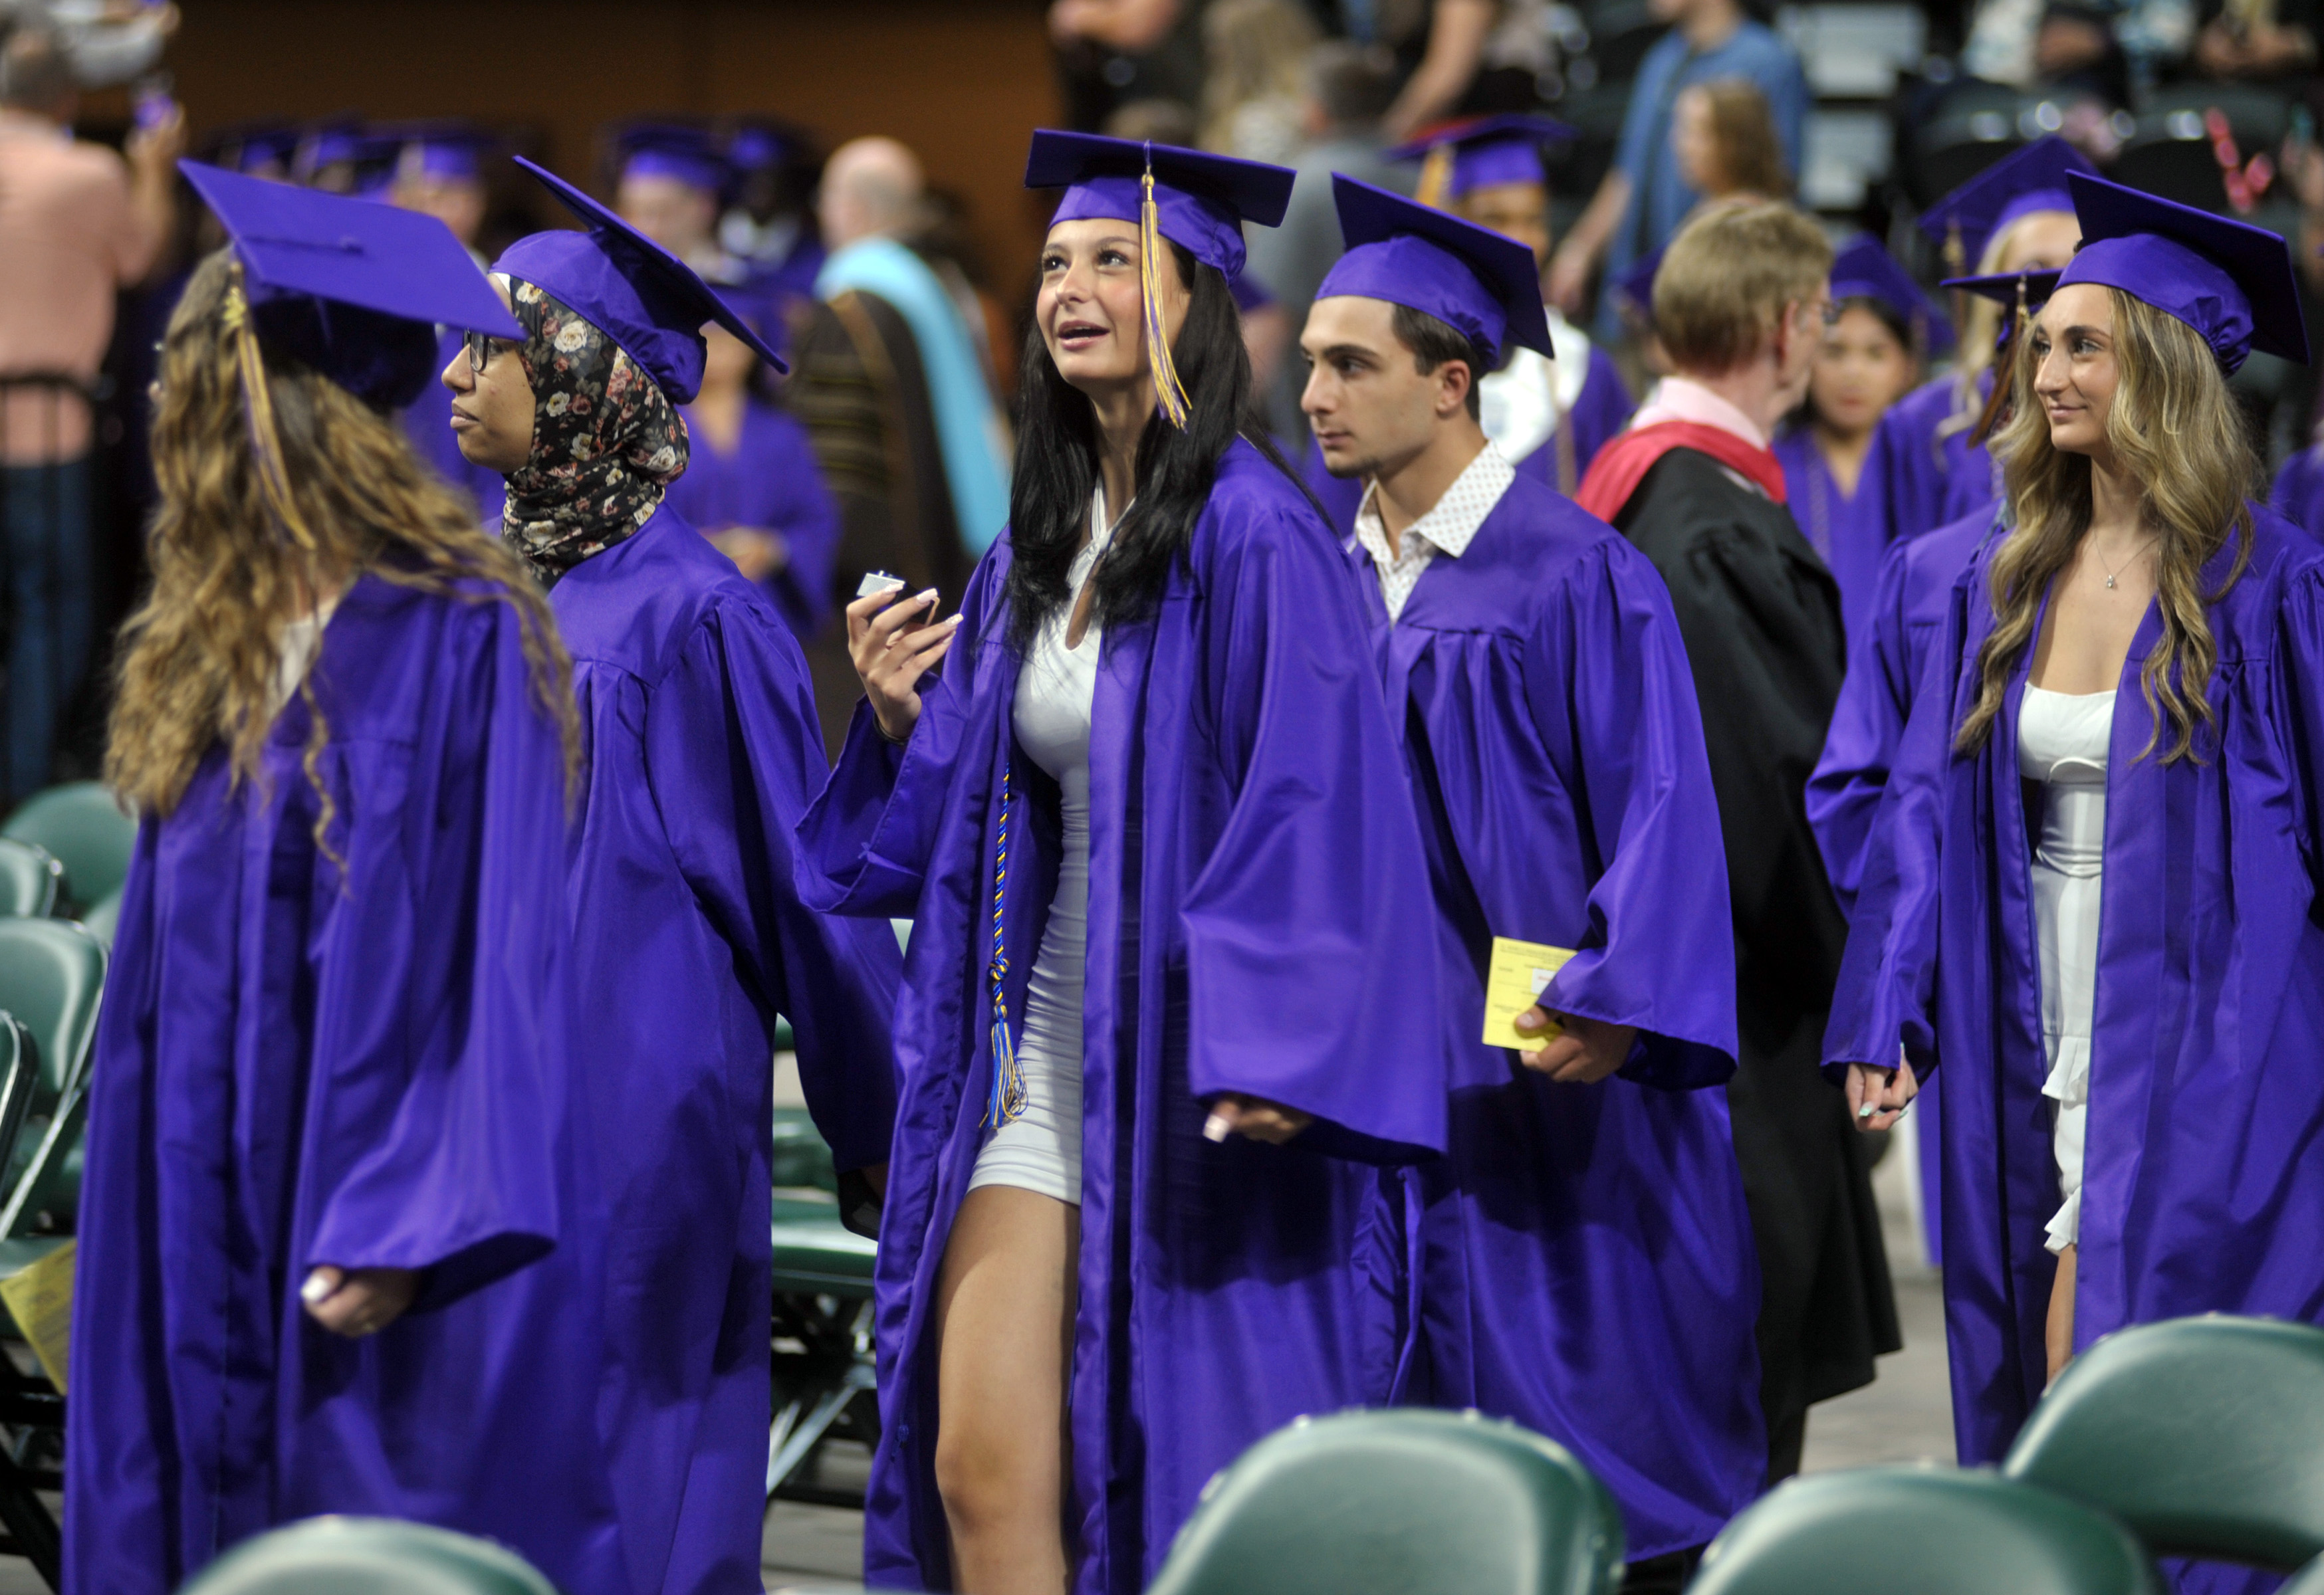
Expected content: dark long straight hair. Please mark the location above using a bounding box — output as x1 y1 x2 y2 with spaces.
1004 241 1310 655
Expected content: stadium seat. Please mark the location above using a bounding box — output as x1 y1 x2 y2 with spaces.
0 918 104 1227
2004 1315 2324 1570
2 784 133 916
766 1107 878 1507
78 888 120 948
2111 84 2294 212
1688 1466 2162 1595
2281 1553 2324 1594
0 841 60 920
177 1516 556 1594
1145 1409 1625 1595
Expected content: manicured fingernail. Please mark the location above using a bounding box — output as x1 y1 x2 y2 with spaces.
299 1271 332 1305
916 589 938 605
1203 1111 1230 1142
1858 1102 1878 1119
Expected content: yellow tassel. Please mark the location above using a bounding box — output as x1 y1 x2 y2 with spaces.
1415 144 1456 212
1141 158 1193 431
223 268 316 552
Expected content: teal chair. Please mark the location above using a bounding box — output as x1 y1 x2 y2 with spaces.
1688 1467 2162 1595
766 1107 878 1509
2004 1315 2324 1571
177 1516 556 1594
0 839 60 920
1146 1410 1625 1595
2283 1554 2324 1594
3 782 134 916
0 918 106 1229
0 1013 60 1586
79 887 121 948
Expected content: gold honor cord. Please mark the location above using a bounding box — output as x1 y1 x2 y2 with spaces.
1140 160 1193 431
221 268 318 552
1415 144 1456 212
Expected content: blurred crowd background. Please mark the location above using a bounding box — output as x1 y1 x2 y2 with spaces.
5 0 2323 809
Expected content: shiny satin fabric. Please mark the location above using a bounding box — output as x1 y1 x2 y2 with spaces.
1772 427 1899 651
66 579 626 1594
797 439 1445 1595
550 506 902 1595
1869 373 2001 548
662 398 842 643
1353 471 1764 1558
1825 506 2324 1531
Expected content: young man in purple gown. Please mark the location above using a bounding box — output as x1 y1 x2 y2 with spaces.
1302 175 1762 1592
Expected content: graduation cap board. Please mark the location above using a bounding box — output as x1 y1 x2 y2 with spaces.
1829 235 1954 357
386 120 497 184
1385 114 1577 209
618 122 729 196
1940 268 2064 307
493 156 788 403
179 158 519 411
1918 135 2097 274
2053 170 2307 372
1316 174 1554 366
1024 130 1296 427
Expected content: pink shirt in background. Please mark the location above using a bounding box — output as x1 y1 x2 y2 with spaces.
0 110 157 464
1625 374 1770 451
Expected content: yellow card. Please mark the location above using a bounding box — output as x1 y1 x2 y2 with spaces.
0 1239 74 1394
1482 938 1576 1051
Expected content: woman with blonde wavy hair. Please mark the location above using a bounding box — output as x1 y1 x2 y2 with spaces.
1826 173 2324 1522
66 166 628 1595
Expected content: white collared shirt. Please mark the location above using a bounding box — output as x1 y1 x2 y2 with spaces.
1352 441 1516 621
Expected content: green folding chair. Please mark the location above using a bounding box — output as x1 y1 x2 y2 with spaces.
3 782 134 916
1689 1466 2161 1595
2004 1315 2324 1571
0 1012 63 1585
0 918 106 1230
766 1107 878 1509
78 887 121 948
1147 1409 1625 1595
177 1516 556 1594
0 839 61 920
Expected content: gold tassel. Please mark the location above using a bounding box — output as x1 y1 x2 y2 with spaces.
222 268 316 552
1140 156 1193 431
1415 144 1456 211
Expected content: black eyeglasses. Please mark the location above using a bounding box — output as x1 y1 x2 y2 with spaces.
465 330 509 373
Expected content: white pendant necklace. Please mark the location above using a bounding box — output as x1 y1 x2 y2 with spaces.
2096 535 2157 590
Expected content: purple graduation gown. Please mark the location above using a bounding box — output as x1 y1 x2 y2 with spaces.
66 578 624 1595
404 328 514 520
1773 429 1894 649
550 505 903 1595
1302 344 1634 533
798 440 1446 1595
1869 373 1998 548
1825 508 2324 1499
1359 470 1764 1558
663 399 842 641
2268 445 2324 544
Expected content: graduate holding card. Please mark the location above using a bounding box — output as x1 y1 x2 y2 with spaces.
1302 177 1760 1590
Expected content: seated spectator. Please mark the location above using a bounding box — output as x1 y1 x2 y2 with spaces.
2192 0 2317 78
1546 0 1807 340
1671 79 1791 205
1201 0 1320 161
0 20 177 802
1959 0 2192 101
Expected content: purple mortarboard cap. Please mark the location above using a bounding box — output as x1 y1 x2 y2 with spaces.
1829 235 1954 356
2054 170 2307 372
293 121 396 191
1384 114 1577 200
1024 130 1294 281
1228 272 1276 314
386 120 495 184
1316 175 1552 365
618 122 729 197
726 122 801 175
1611 243 1667 323
178 159 520 409
1918 136 2096 267
494 157 788 402
1940 266 2064 306
205 123 300 179
709 283 788 364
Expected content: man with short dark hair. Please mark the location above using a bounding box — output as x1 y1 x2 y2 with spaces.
1576 198 1899 1485
1302 175 1762 1595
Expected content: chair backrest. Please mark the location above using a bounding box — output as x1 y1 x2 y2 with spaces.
78 888 120 949
2004 1315 2324 1570
1 1075 82 1239
0 839 60 920
1688 1467 2162 1595
1145 1410 1625 1595
0 1016 41 1207
0 918 104 1105
177 1516 556 1595
1 783 134 912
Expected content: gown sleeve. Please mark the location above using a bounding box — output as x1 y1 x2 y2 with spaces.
795 544 1008 917
304 597 574 1311
1179 493 1447 1164
643 598 903 1173
1806 530 1920 918
2267 560 2324 887
1524 540 1738 1089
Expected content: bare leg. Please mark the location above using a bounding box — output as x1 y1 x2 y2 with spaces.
933 1185 1080 1595
2045 1243 2078 1386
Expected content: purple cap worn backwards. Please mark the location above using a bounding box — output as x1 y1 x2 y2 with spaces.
1316 175 1552 366
618 122 730 197
1918 136 2097 270
2053 170 2307 373
493 156 788 403
1024 130 1294 282
1385 114 1577 207
177 159 521 409
1829 235 1954 356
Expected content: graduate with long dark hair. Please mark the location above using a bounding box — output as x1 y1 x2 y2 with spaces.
70 167 622 1594
801 133 1443 1595
1831 184 2324 1593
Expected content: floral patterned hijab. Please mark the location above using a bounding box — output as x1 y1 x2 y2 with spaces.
498 274 689 585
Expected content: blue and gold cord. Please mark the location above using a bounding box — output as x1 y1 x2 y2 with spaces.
985 760 1027 1126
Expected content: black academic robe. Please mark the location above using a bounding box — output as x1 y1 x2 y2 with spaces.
1610 445 1900 1481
